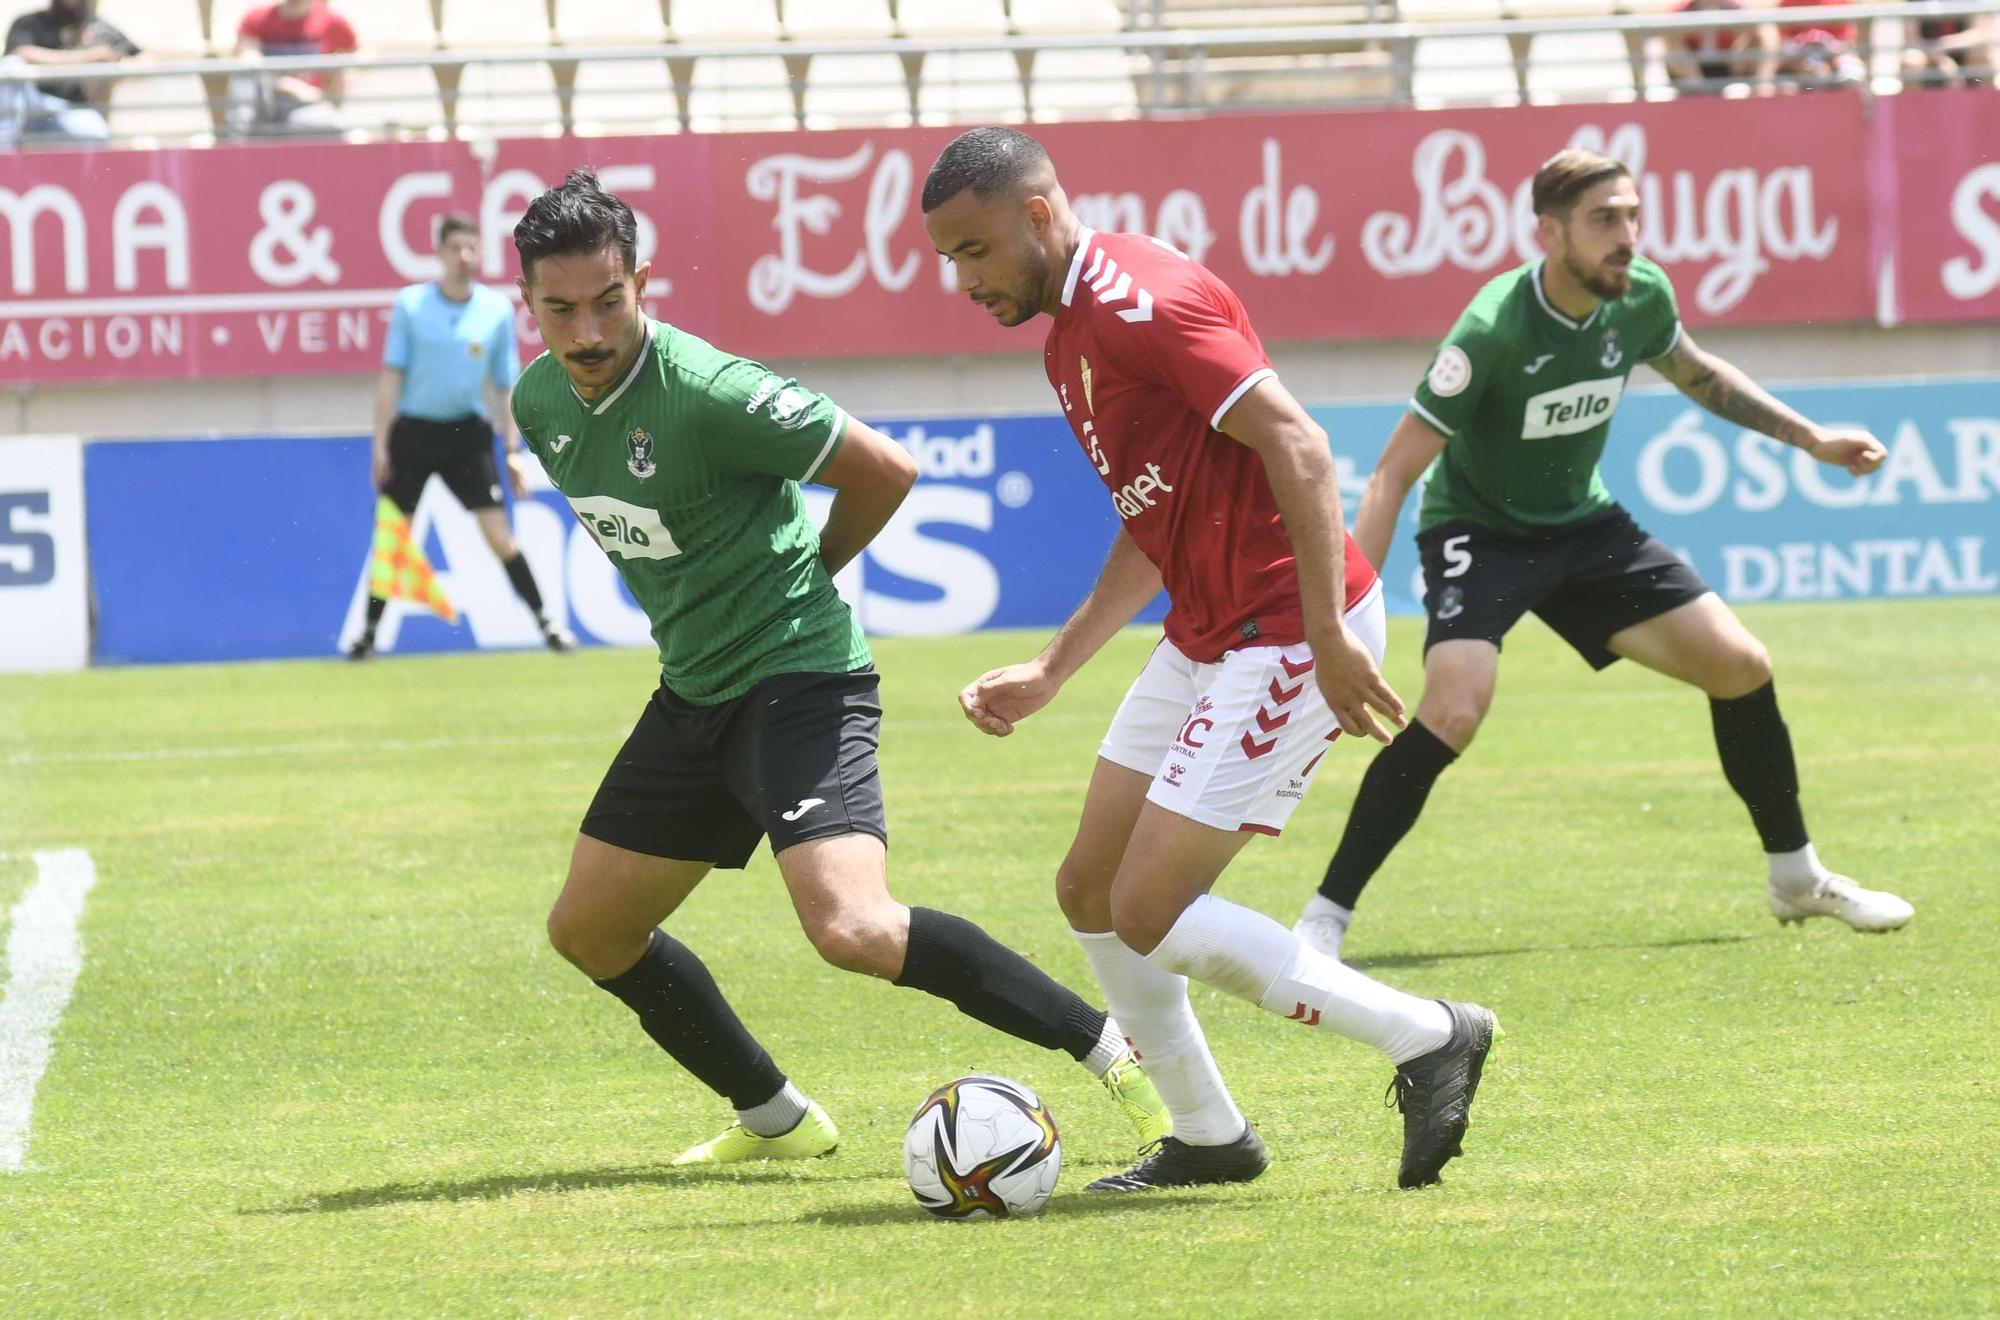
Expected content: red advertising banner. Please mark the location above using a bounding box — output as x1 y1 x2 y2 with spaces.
1886 89 2000 325
0 93 1898 386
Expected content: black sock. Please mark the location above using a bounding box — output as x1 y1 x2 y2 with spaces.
1317 720 1459 909
893 907 1107 1061
1710 681 1809 853
502 552 546 619
592 929 787 1109
362 595 387 635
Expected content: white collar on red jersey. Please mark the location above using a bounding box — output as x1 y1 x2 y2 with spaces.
1058 228 1098 309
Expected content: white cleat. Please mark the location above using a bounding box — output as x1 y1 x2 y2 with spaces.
1768 873 1914 933
1293 895 1354 960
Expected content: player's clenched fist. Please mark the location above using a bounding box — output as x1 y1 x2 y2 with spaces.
1807 427 1887 477
959 662 1058 737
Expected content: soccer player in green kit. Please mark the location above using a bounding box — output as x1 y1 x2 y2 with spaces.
1293 149 1915 960
510 169 1167 1163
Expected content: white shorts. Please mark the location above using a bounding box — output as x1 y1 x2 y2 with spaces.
1098 579 1388 836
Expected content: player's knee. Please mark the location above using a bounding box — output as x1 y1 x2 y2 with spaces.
1712 640 1773 699
1108 891 1181 957
1421 692 1489 750
1054 858 1112 931
804 908 901 978
545 905 632 980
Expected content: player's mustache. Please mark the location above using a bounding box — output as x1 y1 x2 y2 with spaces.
568 349 613 365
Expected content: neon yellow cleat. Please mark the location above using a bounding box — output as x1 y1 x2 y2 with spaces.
670 1100 840 1166
1101 1053 1171 1148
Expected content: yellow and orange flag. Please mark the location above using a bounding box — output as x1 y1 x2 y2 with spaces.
369 496 458 624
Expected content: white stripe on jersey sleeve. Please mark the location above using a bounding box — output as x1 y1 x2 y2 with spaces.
1645 321 1685 362
1210 368 1276 431
1408 398 1456 437
800 407 847 485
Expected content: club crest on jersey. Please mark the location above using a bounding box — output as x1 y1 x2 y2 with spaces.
626 427 656 479
467 341 483 360
1080 356 1095 414
1600 328 1623 370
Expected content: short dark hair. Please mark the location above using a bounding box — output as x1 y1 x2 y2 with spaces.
436 212 478 247
1532 149 1631 219
513 168 639 283
921 127 1051 213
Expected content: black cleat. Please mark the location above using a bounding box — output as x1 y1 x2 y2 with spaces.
345 636 376 661
1389 999 1498 1189
1086 1126 1269 1191
542 624 577 653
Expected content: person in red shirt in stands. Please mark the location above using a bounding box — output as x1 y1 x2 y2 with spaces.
228 0 356 135
1664 0 1778 95
1774 0 1867 86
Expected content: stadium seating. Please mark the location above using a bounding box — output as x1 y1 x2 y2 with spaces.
569 58 682 134
670 0 783 40
339 63 448 139
331 0 443 50
1009 0 1127 32
917 49 1028 124
441 0 553 49
801 52 914 128
897 0 1011 38
686 54 797 131
783 0 896 40
445 58 564 137
555 0 671 44
108 72 217 142
94 0 205 58
1028 48 1142 119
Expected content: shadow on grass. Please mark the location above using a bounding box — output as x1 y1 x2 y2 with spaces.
1348 931 1757 972
255 1162 878 1215
787 1188 1212 1230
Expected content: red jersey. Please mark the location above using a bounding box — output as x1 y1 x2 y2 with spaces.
237 2 357 90
1777 0 1856 44
1043 228 1377 663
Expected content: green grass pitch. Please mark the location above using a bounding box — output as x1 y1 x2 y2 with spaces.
2 599 1996 1317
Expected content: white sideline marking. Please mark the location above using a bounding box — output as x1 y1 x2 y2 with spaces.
0 849 97 1171
0 715 1103 768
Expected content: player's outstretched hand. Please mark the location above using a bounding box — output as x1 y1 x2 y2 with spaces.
960 662 1058 738
505 451 534 499
1809 427 1887 476
1314 626 1407 746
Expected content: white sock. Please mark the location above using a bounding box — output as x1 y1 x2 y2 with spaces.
736 1081 809 1137
1081 1014 1128 1078
1073 928 1246 1145
1768 842 1831 892
1148 894 1452 1065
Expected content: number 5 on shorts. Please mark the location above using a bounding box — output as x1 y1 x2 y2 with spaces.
1441 534 1473 579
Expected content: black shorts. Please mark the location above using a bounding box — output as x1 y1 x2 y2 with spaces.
1416 504 1712 670
383 414 503 514
580 667 888 868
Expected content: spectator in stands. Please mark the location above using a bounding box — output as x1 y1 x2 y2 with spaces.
1899 3 1996 88
1664 0 1778 95
1773 0 1866 87
228 0 356 136
1 0 137 144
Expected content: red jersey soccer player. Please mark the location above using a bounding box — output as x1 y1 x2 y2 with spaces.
923 128 1500 1191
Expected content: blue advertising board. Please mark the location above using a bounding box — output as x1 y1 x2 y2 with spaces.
83 378 2000 665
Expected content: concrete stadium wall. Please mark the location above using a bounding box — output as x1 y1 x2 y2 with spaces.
7 322 2000 440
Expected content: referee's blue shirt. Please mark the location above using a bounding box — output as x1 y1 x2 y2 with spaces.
384 282 521 422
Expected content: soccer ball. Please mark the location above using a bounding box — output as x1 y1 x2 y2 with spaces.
902 1075 1061 1220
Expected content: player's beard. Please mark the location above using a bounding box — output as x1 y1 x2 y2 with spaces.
998 247 1053 326
1567 247 1633 300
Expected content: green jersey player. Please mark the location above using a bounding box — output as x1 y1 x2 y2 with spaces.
1292 148 1914 959
512 169 1166 1165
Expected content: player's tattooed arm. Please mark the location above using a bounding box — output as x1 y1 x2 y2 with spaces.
1652 330 1887 476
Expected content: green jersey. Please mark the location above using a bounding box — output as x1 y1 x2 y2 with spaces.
512 319 869 705
1409 256 1682 536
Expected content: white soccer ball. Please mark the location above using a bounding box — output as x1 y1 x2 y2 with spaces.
902 1074 1061 1219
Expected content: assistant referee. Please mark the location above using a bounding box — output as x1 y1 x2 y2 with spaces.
348 213 572 658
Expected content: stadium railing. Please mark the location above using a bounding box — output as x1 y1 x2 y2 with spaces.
3 1 1995 147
